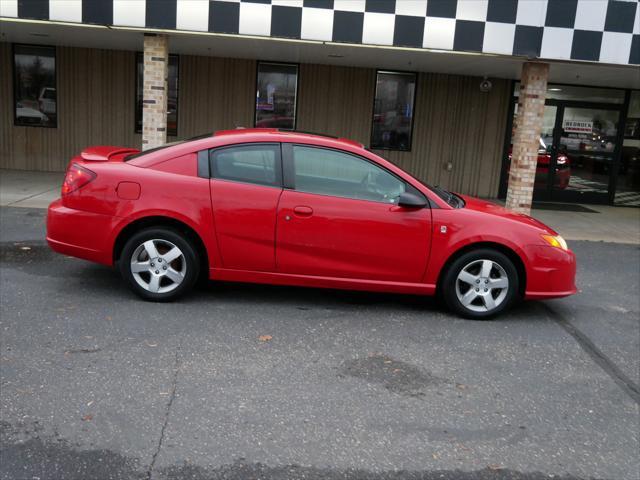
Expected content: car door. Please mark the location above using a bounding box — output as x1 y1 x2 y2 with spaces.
209 143 283 271
276 144 431 283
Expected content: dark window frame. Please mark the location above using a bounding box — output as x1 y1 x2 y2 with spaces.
282 143 426 205
370 69 418 152
209 142 284 188
135 52 180 137
254 61 299 131
13 43 57 128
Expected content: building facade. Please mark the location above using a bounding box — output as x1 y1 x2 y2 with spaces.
1 0 639 207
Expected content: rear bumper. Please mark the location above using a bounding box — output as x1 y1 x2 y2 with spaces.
523 245 577 300
46 199 114 266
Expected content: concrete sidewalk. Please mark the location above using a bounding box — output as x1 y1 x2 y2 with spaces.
1 168 638 244
0 169 62 209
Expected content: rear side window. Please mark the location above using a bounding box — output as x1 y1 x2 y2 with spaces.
292 146 406 203
211 144 281 187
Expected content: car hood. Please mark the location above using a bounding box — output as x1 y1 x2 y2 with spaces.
458 194 558 235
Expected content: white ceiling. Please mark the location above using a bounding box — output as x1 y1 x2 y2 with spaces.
1 19 639 89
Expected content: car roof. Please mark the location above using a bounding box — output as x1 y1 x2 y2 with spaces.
128 128 367 169
213 128 364 149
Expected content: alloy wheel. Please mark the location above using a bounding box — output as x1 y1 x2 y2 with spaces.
130 239 187 294
455 259 509 313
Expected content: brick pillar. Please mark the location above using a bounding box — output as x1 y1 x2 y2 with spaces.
505 62 549 214
142 34 169 150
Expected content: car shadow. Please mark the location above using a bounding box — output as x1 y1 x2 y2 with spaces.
69 262 546 322
201 279 439 312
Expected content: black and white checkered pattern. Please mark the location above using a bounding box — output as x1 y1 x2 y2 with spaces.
2 0 638 65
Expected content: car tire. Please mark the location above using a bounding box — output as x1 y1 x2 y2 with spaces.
119 227 200 302
441 249 519 320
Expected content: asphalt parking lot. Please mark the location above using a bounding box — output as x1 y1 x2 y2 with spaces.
1 206 638 480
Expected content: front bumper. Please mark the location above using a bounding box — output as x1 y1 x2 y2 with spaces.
523 244 577 300
46 199 115 266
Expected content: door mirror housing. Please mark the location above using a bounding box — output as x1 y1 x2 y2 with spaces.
397 191 427 208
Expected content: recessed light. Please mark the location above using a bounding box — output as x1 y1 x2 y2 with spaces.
328 54 344 58
549 88 562 92
29 32 49 37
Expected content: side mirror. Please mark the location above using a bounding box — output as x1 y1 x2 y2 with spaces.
397 191 428 208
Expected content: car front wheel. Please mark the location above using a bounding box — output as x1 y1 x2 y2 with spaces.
442 249 519 319
119 227 199 302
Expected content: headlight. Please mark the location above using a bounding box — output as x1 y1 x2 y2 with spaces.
541 234 568 251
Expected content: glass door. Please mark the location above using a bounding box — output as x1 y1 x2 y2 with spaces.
551 106 621 203
535 104 560 200
501 83 628 205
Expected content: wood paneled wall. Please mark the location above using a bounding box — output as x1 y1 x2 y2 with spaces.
1 42 510 197
297 65 510 198
1 43 139 171
375 74 510 198
296 63 375 146
177 55 255 137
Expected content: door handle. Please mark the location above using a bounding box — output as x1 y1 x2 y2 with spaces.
293 206 313 217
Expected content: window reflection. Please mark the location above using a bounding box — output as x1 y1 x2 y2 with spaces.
135 53 179 136
212 145 279 187
371 71 416 151
293 146 406 203
14 45 57 128
557 108 619 194
255 62 298 130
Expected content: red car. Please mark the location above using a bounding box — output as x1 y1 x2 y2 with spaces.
507 139 571 190
47 129 577 319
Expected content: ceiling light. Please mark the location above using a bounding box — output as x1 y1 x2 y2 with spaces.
549 87 562 91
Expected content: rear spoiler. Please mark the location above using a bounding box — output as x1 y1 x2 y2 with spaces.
80 146 140 162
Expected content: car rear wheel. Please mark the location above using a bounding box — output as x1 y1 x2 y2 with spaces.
119 227 199 302
442 249 519 320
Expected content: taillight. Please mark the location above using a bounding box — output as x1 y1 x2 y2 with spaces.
62 163 96 195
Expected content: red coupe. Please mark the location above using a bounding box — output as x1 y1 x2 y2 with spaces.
507 138 571 190
47 129 577 319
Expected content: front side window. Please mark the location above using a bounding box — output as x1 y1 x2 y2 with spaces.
14 44 57 127
211 144 280 187
371 71 417 151
136 53 179 136
255 62 298 130
292 146 405 203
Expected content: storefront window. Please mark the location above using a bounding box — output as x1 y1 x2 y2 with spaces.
504 81 634 204
557 107 619 195
135 53 179 136
255 62 298 130
371 71 416 151
616 91 640 206
14 45 56 128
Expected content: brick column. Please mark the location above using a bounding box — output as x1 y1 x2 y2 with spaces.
505 62 549 214
142 34 169 150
